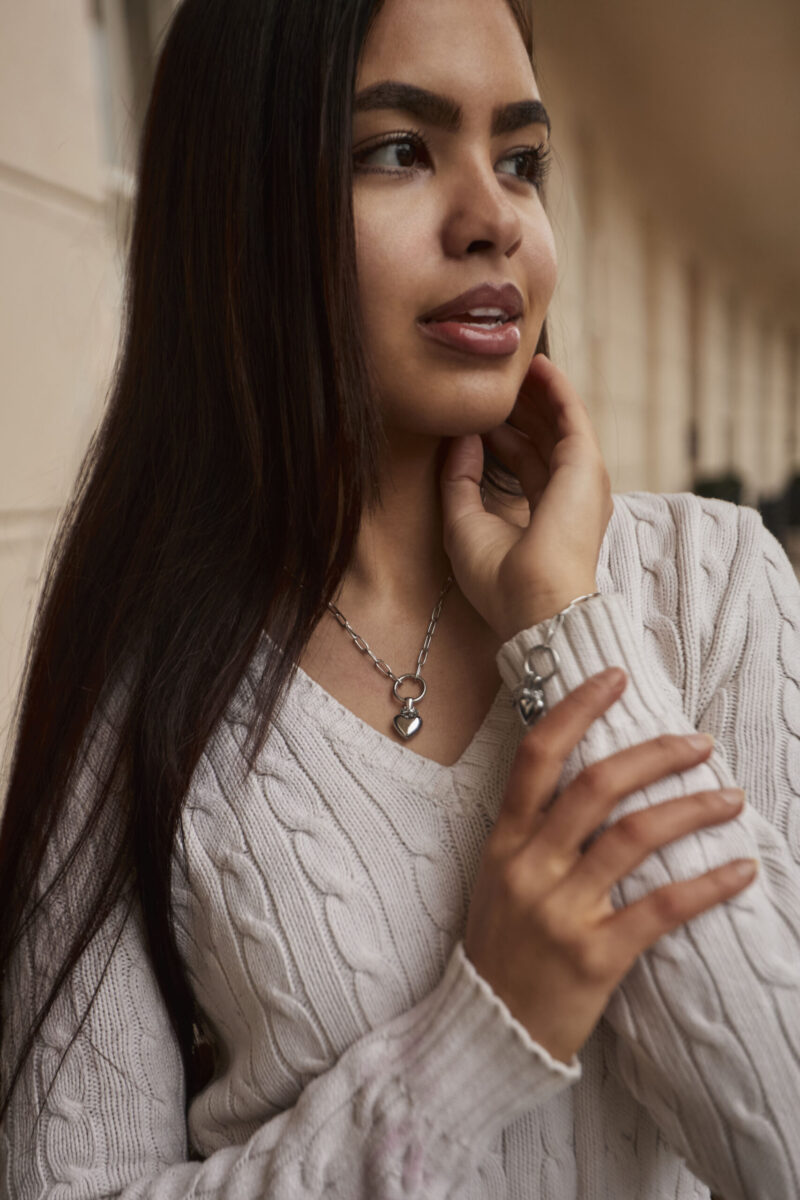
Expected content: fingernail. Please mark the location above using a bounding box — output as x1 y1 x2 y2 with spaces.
720 788 745 807
598 667 625 689
687 733 714 751
733 859 759 880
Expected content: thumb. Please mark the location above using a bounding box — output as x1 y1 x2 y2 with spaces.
440 434 486 531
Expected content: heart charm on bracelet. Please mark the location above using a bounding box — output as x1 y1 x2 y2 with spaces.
516 691 544 724
512 678 547 727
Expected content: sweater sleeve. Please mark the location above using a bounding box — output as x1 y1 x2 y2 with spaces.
2 803 579 1197
495 496 800 1200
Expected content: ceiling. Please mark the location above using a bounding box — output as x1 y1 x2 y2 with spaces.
533 0 800 323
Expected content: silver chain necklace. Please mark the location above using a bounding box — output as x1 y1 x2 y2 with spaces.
327 574 455 740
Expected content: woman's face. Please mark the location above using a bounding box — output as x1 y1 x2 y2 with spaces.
352 0 558 439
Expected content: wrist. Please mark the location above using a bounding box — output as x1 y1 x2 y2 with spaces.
494 585 600 644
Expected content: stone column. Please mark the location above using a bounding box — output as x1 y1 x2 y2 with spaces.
644 230 692 494
691 271 732 480
585 147 650 495
762 327 792 496
732 306 766 506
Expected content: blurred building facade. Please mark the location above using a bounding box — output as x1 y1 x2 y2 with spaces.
537 0 800 510
1 0 799 773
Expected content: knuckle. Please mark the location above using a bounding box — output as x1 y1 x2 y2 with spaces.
578 760 610 795
612 812 650 852
701 789 732 810
501 854 537 904
651 884 684 925
536 897 572 946
573 937 611 983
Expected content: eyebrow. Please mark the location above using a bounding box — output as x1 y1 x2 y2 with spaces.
353 81 551 138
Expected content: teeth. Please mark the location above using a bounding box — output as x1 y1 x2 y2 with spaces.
424 305 516 326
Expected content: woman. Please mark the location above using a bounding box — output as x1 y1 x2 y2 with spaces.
1 0 798 1195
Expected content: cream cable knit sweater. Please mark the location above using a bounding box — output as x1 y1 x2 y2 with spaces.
3 489 800 1199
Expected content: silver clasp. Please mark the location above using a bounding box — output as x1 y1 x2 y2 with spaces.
512 644 560 727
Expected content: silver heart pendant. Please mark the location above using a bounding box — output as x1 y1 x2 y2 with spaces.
393 709 422 739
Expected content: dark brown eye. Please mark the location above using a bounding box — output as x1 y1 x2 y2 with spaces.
498 145 552 190
353 131 429 173
393 142 420 168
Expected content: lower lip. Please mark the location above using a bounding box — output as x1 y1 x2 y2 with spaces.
416 318 521 357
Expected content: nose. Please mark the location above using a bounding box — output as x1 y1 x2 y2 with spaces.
440 152 523 259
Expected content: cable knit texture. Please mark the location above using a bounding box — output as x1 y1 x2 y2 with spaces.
3 490 800 1198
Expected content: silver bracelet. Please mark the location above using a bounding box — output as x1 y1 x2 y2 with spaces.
512 593 601 727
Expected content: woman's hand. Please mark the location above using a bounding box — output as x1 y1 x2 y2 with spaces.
440 354 612 642
463 668 758 1064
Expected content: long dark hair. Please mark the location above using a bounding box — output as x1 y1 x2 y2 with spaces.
0 0 546 1118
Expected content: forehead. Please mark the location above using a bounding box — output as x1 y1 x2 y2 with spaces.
356 0 537 97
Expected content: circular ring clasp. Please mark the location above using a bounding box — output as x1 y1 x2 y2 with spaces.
393 673 427 706
522 644 560 684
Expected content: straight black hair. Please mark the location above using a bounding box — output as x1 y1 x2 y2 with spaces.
0 0 547 1118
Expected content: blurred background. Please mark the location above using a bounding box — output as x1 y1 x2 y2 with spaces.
1 0 799 773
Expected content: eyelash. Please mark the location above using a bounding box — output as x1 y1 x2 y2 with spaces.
353 127 552 190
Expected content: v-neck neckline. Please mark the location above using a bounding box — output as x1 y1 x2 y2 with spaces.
278 651 518 791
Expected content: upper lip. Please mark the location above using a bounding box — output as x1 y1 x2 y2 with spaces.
419 282 524 323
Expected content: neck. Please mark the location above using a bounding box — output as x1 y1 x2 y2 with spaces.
337 432 453 615
307 429 502 690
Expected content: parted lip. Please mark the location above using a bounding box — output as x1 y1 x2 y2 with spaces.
419 282 524 323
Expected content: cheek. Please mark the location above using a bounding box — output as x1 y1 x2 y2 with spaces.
354 198 421 322
354 191 558 330
525 213 559 315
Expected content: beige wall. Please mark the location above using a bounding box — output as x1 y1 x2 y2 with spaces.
0 1 126 779
1 0 799 776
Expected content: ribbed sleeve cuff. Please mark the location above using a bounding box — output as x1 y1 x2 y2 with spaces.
496 592 673 728
375 939 580 1157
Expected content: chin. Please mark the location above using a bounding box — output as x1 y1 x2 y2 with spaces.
383 382 521 439
378 352 531 436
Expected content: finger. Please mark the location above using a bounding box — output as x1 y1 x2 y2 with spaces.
482 423 549 497
602 857 759 972
505 360 559 460
495 668 628 850
440 433 487 529
564 787 746 906
511 355 600 456
535 731 717 856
